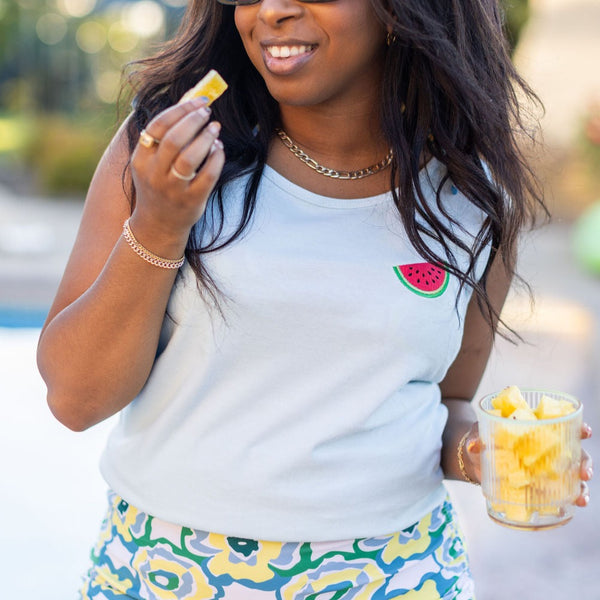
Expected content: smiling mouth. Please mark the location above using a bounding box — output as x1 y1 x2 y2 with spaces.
264 44 317 58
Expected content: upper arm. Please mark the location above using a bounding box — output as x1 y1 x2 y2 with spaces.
439 251 514 401
41 120 133 332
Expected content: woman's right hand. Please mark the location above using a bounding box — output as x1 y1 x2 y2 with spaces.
128 97 225 251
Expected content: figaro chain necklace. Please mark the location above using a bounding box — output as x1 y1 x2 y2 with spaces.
275 128 393 181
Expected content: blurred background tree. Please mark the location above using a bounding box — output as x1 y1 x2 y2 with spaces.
0 0 186 195
502 0 531 54
0 0 533 196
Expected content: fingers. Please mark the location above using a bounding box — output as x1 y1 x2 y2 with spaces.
574 449 593 507
169 121 222 183
156 106 215 174
191 138 225 191
464 422 483 454
575 481 590 507
576 425 593 507
132 97 223 187
581 422 593 440
462 423 482 483
136 97 207 148
580 448 593 481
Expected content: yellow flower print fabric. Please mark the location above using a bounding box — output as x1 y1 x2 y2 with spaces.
79 492 474 599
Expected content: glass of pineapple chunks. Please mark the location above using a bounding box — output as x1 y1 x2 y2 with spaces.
477 386 582 530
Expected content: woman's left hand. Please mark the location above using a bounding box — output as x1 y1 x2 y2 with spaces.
465 422 593 507
576 423 593 507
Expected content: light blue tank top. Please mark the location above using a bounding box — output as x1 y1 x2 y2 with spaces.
100 160 490 541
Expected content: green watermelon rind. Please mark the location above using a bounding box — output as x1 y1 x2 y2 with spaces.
393 264 449 298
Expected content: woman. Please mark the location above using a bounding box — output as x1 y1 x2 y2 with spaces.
38 0 592 598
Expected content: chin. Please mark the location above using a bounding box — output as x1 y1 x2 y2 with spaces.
262 82 330 109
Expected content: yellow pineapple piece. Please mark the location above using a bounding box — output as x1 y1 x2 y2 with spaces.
515 428 560 468
499 486 529 505
503 503 532 523
506 467 532 489
534 394 575 420
492 448 518 472
508 406 537 421
491 487 532 522
493 423 532 450
491 385 529 417
178 69 228 106
487 408 503 417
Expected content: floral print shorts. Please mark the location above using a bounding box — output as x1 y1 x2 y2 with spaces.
79 491 474 600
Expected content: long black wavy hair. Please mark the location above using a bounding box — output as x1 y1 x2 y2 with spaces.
123 0 546 330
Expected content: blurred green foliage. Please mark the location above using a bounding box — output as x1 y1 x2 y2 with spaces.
502 0 531 53
20 114 114 195
0 0 184 195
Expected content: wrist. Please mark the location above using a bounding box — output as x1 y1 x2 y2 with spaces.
458 429 480 485
127 213 190 261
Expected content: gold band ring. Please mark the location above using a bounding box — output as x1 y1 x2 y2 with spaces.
139 129 160 148
171 166 196 181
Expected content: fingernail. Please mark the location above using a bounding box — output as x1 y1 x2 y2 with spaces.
191 95 209 105
583 494 590 505
208 121 221 135
586 467 593 479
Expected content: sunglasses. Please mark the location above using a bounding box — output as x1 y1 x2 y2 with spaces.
217 0 336 5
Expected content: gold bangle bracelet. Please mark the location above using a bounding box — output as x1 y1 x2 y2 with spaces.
457 430 480 485
122 219 185 270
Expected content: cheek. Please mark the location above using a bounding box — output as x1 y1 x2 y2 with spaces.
234 9 259 65
233 8 245 38
233 8 251 47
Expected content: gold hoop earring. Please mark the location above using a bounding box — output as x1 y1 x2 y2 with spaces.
386 31 397 47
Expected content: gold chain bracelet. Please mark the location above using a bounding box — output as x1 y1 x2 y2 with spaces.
122 219 185 270
457 430 480 485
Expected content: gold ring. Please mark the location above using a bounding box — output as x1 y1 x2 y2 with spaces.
139 129 160 148
171 166 196 181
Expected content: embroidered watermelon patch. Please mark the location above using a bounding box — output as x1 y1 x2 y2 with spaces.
393 262 449 298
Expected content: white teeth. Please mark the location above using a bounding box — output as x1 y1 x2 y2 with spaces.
266 45 313 59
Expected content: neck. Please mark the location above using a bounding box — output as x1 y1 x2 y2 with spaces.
277 103 389 169
267 104 393 199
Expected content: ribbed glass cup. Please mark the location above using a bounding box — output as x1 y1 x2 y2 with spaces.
476 390 582 530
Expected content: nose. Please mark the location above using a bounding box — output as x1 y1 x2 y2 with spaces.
256 0 304 26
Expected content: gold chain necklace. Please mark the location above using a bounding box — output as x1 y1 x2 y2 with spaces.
275 129 393 180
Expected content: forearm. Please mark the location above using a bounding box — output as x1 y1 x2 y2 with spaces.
441 398 480 483
37 236 181 431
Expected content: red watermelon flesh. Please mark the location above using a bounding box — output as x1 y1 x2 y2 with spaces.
393 262 449 297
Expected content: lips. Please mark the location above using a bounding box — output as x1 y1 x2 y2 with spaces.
260 41 318 75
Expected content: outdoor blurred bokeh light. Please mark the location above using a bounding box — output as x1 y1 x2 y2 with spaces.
0 0 187 193
1 0 598 215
